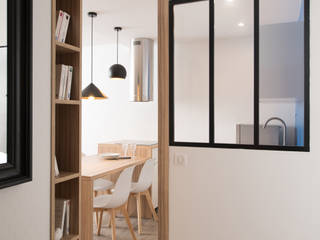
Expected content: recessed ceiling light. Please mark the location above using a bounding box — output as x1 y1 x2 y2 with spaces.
238 22 245 27
226 0 234 2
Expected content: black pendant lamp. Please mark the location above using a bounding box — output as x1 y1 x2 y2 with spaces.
109 27 127 80
82 12 108 100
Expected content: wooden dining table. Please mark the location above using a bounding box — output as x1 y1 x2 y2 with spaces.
81 155 150 240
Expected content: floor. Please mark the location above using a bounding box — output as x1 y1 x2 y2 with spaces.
93 213 158 240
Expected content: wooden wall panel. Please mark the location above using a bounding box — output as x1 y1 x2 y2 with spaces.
158 0 170 239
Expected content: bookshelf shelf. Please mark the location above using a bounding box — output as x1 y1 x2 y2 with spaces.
55 99 81 105
56 41 80 54
61 234 79 240
51 0 81 239
55 171 80 184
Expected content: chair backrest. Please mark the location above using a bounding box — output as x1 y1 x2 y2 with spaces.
135 158 154 192
108 166 135 208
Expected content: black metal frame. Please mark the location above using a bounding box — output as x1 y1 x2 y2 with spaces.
169 0 310 152
0 0 33 189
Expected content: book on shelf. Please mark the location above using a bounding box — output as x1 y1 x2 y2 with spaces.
56 64 73 100
55 10 64 41
64 200 71 236
55 10 71 43
65 66 73 100
55 198 71 239
55 156 60 177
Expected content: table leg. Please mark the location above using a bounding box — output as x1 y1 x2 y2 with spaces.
81 178 93 240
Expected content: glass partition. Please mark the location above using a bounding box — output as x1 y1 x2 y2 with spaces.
214 0 254 144
259 0 305 147
173 0 210 143
169 0 309 151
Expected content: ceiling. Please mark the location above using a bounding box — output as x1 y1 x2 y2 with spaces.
83 0 157 47
82 0 303 46
175 0 303 40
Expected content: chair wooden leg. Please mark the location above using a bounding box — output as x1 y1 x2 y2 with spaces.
136 193 142 234
97 210 104 236
110 209 117 240
95 211 99 226
122 205 137 240
107 212 112 228
144 190 159 221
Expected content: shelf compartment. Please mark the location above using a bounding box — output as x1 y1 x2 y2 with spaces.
56 0 81 47
56 52 80 101
56 41 80 54
55 104 80 173
55 178 80 238
55 171 79 184
61 234 79 240
55 99 80 105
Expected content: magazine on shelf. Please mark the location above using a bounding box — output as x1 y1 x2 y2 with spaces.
55 198 71 239
55 156 60 177
64 200 71 235
55 10 71 43
59 11 70 43
56 64 68 99
55 199 67 234
55 10 64 41
56 64 73 100
65 66 73 100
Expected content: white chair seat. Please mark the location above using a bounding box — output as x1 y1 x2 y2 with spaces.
94 179 114 192
94 194 112 208
131 182 144 193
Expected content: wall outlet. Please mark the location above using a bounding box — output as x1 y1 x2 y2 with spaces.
174 153 188 166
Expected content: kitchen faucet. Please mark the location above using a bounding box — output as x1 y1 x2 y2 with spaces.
263 117 287 146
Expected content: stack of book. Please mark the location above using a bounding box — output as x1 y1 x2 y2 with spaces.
55 198 71 239
56 64 73 100
55 10 71 43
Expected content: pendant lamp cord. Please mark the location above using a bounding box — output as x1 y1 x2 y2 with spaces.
91 15 94 84
116 29 119 64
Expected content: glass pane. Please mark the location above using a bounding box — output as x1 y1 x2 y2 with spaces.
173 1 210 143
0 0 7 164
214 0 254 144
259 0 305 146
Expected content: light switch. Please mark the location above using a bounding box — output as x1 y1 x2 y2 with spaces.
174 153 188 166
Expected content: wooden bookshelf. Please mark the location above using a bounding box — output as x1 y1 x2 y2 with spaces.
56 41 81 54
55 99 81 105
51 0 82 239
62 234 79 240
55 172 80 184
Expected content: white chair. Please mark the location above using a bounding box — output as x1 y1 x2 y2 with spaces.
82 153 114 196
94 178 114 195
94 166 137 240
93 178 114 225
131 158 159 234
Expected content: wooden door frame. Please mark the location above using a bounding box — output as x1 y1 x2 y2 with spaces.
158 0 170 240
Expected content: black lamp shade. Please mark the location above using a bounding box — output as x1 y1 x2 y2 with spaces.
109 64 127 80
82 83 108 99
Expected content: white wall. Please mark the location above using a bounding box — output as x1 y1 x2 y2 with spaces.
82 43 158 155
0 47 7 154
0 0 7 154
169 2 320 240
0 0 51 239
